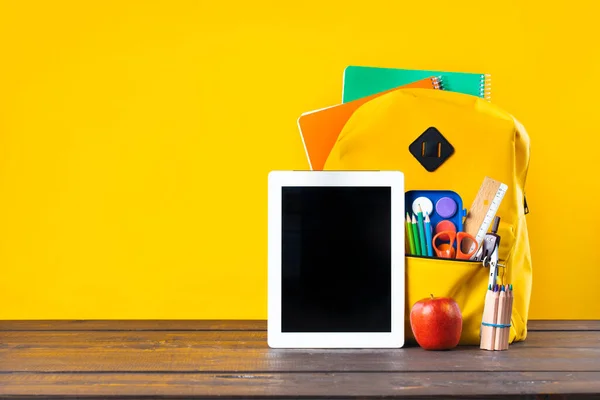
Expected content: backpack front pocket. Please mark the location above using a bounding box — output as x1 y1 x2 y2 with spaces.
404 256 489 346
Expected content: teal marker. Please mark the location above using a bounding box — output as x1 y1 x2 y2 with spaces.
416 206 427 257
424 212 433 257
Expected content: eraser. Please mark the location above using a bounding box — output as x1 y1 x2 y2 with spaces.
435 220 456 241
436 196 457 218
412 196 433 216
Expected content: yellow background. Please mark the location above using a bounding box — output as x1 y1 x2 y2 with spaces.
1 0 598 319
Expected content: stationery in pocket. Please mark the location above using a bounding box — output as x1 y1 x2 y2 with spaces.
342 65 491 103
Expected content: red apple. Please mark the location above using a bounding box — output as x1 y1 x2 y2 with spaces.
410 294 462 350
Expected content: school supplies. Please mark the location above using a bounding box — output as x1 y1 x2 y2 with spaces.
480 285 499 350
411 214 421 256
298 77 441 170
412 196 433 216
406 212 417 255
432 230 478 260
474 216 502 287
342 65 491 103
435 220 456 241
406 190 475 259
481 284 513 351
463 177 508 258
416 206 427 257
406 190 466 245
424 213 433 257
322 87 533 345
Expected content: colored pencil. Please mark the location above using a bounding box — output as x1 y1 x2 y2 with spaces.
481 283 514 351
494 285 507 350
480 285 494 350
424 212 433 257
480 285 500 350
491 285 500 349
502 284 513 350
406 212 416 255
411 214 421 256
505 285 514 350
416 206 427 257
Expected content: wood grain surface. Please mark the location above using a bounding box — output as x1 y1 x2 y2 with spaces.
1 319 598 331
2 372 600 398
527 320 600 331
0 319 267 331
1 320 599 398
3 330 599 349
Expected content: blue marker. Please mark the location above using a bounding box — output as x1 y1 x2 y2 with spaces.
424 212 433 257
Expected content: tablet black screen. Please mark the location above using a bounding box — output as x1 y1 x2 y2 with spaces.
281 186 392 333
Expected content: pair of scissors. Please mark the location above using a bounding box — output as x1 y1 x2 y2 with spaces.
432 230 479 260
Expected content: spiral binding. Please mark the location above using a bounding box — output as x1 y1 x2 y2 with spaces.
432 75 444 91
480 73 492 101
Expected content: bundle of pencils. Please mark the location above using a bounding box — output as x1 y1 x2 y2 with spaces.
405 207 432 257
480 284 513 351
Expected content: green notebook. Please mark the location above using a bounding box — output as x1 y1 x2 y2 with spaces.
342 65 491 103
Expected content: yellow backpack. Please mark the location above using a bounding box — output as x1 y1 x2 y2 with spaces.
323 88 532 345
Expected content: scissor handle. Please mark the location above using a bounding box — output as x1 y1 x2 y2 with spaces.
432 230 455 249
456 232 478 260
432 230 457 258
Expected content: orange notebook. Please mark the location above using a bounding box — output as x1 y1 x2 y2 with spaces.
298 76 441 170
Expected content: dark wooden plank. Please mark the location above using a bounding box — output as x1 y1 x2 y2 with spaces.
2 330 599 350
2 331 600 372
1 372 600 398
1 319 598 332
520 331 600 348
0 331 267 347
0 331 264 351
528 320 600 332
0 320 266 331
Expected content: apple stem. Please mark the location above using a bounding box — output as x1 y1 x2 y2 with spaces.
430 294 434 299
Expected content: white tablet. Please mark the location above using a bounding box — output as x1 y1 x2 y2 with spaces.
267 170 405 348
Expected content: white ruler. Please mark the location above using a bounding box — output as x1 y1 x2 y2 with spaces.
464 177 508 258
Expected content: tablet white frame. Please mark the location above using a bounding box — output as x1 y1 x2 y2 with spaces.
267 170 405 348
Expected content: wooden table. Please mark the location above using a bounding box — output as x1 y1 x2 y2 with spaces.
1 320 599 399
